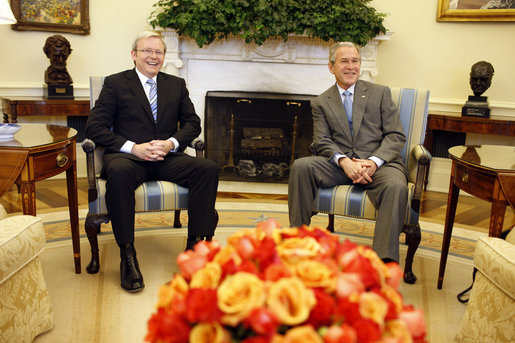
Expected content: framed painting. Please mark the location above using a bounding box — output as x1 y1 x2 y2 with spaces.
437 0 515 21
10 0 90 35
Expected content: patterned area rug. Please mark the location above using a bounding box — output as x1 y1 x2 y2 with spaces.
40 201 485 262
34 202 476 343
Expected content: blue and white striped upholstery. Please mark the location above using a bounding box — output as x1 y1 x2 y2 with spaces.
88 179 189 214
87 76 190 216
313 88 430 227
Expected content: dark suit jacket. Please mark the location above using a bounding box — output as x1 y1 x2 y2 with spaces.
311 80 407 176
86 69 201 162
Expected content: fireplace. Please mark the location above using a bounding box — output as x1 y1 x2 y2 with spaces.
205 91 315 182
158 30 391 182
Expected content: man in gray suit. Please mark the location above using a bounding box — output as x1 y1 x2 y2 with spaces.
288 42 408 263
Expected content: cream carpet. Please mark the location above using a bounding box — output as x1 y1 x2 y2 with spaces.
33 202 477 343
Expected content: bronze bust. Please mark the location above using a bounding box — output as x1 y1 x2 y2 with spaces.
469 61 494 97
462 61 494 118
43 35 73 85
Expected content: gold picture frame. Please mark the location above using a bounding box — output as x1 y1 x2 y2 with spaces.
437 0 515 21
10 0 90 35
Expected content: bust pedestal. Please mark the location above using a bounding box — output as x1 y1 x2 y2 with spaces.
43 84 74 100
462 95 490 118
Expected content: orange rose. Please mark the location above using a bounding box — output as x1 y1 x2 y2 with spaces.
383 319 412 343
267 277 316 325
155 274 188 309
217 272 266 326
295 259 335 292
189 322 231 343
277 236 321 265
213 245 242 267
381 284 403 315
359 292 388 327
190 261 222 289
282 325 323 343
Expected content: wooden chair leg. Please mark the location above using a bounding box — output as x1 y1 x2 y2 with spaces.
173 210 182 228
327 214 335 233
402 223 421 284
84 214 109 274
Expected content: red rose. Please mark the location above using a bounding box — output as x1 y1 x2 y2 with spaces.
334 297 360 324
221 259 239 277
237 259 260 275
323 324 357 343
263 263 292 281
145 308 190 343
353 319 381 343
244 307 280 336
241 336 271 343
335 239 358 257
342 254 380 290
236 235 257 260
185 288 223 323
399 306 427 340
316 234 339 257
176 251 207 280
385 262 403 290
253 237 278 269
306 288 336 327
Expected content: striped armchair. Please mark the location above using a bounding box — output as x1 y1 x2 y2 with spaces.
313 88 431 284
81 76 205 274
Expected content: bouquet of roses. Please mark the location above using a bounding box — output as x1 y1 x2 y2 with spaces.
146 220 427 343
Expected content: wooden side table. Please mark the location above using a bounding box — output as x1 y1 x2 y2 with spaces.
437 145 515 289
0 124 81 274
1 96 90 123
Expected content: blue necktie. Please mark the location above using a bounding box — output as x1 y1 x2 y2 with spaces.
343 90 353 135
146 79 157 122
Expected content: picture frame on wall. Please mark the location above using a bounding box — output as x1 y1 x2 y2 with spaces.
10 0 90 35
437 0 515 21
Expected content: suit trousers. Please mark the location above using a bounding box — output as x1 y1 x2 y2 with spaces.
103 153 220 246
288 156 408 261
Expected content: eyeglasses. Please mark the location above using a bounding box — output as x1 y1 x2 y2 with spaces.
134 49 165 57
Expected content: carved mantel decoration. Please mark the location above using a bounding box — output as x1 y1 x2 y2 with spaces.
160 30 392 82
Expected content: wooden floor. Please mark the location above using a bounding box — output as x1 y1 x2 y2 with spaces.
1 178 513 232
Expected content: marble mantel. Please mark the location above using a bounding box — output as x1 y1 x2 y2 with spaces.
158 30 392 135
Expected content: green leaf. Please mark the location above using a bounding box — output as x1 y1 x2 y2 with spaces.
149 0 387 47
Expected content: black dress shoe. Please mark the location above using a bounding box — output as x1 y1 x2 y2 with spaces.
186 236 201 251
120 243 144 292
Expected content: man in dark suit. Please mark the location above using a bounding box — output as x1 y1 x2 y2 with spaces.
288 42 408 263
86 31 220 292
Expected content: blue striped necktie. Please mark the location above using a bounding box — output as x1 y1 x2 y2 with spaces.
343 90 353 135
146 79 157 121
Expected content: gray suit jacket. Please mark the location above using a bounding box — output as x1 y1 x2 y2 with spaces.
311 80 407 176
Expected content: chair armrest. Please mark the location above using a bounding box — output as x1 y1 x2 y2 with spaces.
189 138 206 158
410 144 432 212
81 139 99 202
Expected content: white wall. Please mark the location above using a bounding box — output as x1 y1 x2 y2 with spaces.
1 0 514 106
0 0 156 90
372 0 515 109
0 0 513 188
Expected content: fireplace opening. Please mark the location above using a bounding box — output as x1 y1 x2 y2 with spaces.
204 91 316 183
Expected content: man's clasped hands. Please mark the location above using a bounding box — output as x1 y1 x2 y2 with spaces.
338 157 378 184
